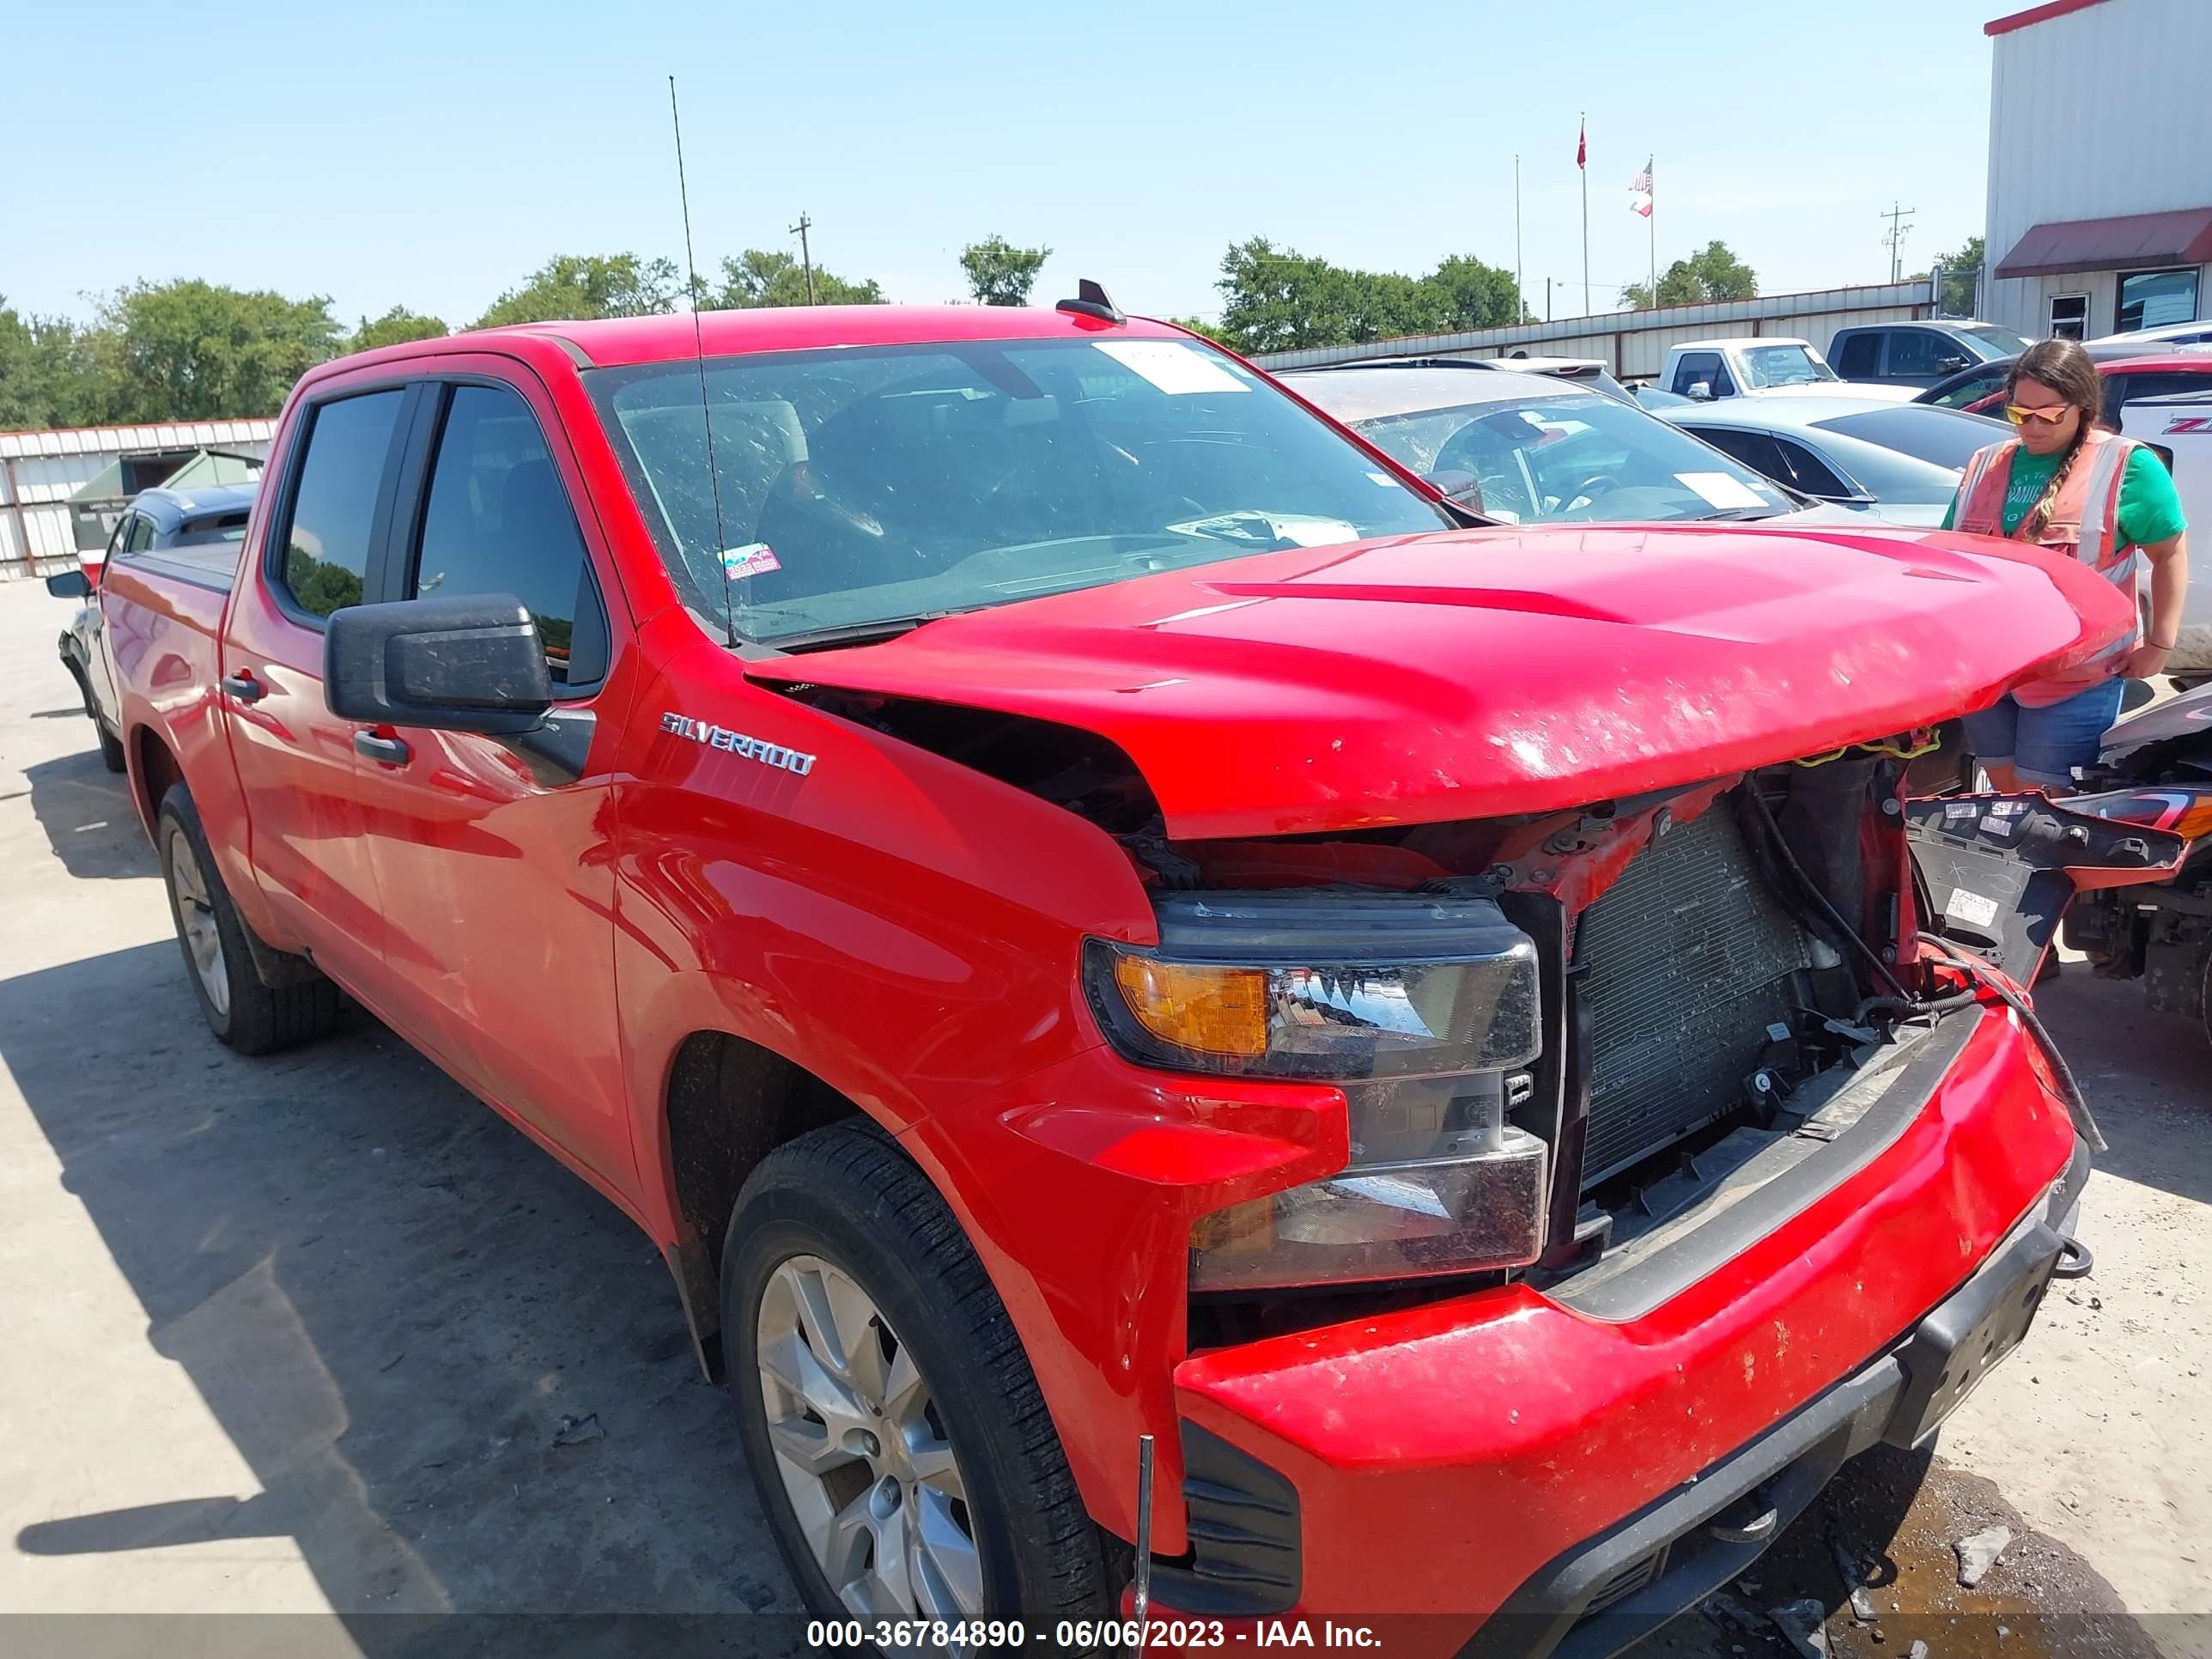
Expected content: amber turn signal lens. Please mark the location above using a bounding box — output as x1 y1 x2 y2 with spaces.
1112 957 1269 1058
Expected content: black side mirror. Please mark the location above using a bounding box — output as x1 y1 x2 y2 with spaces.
46 569 92 599
325 594 551 735
1937 356 1972 374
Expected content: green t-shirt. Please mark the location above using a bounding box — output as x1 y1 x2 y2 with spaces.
1941 443 2188 545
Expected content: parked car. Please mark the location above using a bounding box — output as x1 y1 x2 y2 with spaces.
1657 337 1911 402
2121 387 2212 675
96 300 2132 1650
1828 321 2032 388
1281 361 1799 524
2087 319 2212 349
1913 340 2211 412
43 482 258 772
1658 396 2006 526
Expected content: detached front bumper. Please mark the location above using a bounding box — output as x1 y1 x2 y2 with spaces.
1163 1005 2084 1658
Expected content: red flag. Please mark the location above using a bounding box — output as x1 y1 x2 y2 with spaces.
1577 119 1586 170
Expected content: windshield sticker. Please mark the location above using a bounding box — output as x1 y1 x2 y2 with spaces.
1093 340 1249 396
1366 471 1402 488
1674 471 1769 510
1946 888 2000 930
721 543 781 578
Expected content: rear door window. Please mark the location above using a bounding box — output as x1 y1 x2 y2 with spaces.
1683 425 1788 483
277 390 408 619
1834 333 1883 378
409 382 609 686
125 514 155 555
1769 437 1854 498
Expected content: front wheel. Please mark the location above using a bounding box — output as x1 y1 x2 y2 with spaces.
723 1122 1110 1631
156 784 340 1054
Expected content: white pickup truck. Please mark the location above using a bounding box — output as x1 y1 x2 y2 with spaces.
1659 337 1914 404
2123 388 2212 678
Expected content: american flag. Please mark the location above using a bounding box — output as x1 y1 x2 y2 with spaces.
1629 158 1654 218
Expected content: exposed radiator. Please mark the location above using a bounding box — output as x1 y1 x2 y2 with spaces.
1574 799 1816 1188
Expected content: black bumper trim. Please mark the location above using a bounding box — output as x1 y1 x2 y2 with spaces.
1462 1154 2086 1659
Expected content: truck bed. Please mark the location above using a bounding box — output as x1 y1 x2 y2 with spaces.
118 542 240 595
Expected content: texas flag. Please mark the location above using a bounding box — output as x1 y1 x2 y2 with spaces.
1577 120 1587 170
1630 158 1654 218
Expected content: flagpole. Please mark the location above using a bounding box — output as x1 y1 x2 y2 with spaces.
1579 112 1590 317
1514 154 1523 324
1648 155 1657 306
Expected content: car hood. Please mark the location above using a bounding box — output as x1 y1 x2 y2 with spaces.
747 524 2133 840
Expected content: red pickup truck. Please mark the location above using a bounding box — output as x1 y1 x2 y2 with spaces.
96 299 2143 1653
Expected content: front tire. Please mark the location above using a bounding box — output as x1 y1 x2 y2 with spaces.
156 784 339 1054
723 1122 1110 1632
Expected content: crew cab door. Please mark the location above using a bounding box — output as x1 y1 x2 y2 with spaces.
344 366 635 1189
222 381 416 992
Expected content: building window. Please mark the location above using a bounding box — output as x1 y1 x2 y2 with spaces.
2050 294 2089 340
2116 269 2200 333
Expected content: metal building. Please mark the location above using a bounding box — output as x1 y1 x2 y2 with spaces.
0 418 275 580
1983 0 2212 341
1250 281 1937 380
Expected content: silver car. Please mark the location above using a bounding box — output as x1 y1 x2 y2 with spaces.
1281 362 1803 526
1656 396 2008 527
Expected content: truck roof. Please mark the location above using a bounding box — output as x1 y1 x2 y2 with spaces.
1669 337 1815 352
336 304 1193 374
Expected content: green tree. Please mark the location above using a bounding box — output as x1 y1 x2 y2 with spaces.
1427 254 1528 329
347 307 448 354
708 249 885 308
1930 234 1985 316
959 235 1052 307
94 280 342 421
475 253 681 327
1620 240 1759 310
1 297 106 429
1212 240 1523 355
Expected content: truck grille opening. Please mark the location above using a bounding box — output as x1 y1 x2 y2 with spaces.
1575 799 1818 1188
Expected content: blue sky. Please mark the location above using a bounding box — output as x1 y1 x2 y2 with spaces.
7 0 2004 330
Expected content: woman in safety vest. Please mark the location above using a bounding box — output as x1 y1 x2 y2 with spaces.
1945 337 2189 793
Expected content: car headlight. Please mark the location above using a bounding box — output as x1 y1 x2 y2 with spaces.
1082 889 1551 1292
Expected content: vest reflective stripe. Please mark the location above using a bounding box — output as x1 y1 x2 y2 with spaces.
1951 431 2145 684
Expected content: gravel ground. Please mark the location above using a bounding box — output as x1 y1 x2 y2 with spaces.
0 576 2205 1659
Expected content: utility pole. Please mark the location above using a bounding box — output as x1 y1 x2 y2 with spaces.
791 212 816 305
1515 154 1523 324
1881 200 1916 284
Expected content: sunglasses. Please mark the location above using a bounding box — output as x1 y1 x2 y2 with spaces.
2004 404 2075 427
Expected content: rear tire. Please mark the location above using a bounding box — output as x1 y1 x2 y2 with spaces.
63 656 125 772
96 720 126 774
156 783 340 1055
722 1121 1110 1632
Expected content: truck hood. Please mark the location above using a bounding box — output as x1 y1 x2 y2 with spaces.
747 524 2131 840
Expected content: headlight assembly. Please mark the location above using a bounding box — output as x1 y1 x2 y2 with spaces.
1083 889 1551 1292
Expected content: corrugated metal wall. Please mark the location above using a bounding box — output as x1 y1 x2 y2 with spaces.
1 418 276 579
1250 283 1935 380
1984 0 2212 337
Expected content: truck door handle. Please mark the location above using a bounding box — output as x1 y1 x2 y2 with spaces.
219 672 267 703
354 730 411 767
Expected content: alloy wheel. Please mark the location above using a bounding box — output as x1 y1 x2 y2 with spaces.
168 833 229 1019
755 1254 984 1624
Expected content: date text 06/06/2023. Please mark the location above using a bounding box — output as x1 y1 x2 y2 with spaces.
802 1620 1383 1650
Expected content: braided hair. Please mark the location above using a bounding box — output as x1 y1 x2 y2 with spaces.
2005 337 2106 544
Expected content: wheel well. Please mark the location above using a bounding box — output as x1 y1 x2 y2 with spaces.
662 1031 861 1382
131 727 183 837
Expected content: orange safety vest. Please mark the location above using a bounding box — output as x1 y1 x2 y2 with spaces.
1954 428 2144 707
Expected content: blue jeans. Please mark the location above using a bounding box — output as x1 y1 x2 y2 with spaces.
1962 679 2126 789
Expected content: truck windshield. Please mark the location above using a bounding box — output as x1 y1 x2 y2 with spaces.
1739 346 1838 389
583 337 1454 645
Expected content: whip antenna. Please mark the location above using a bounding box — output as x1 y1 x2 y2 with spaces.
669 75 737 647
